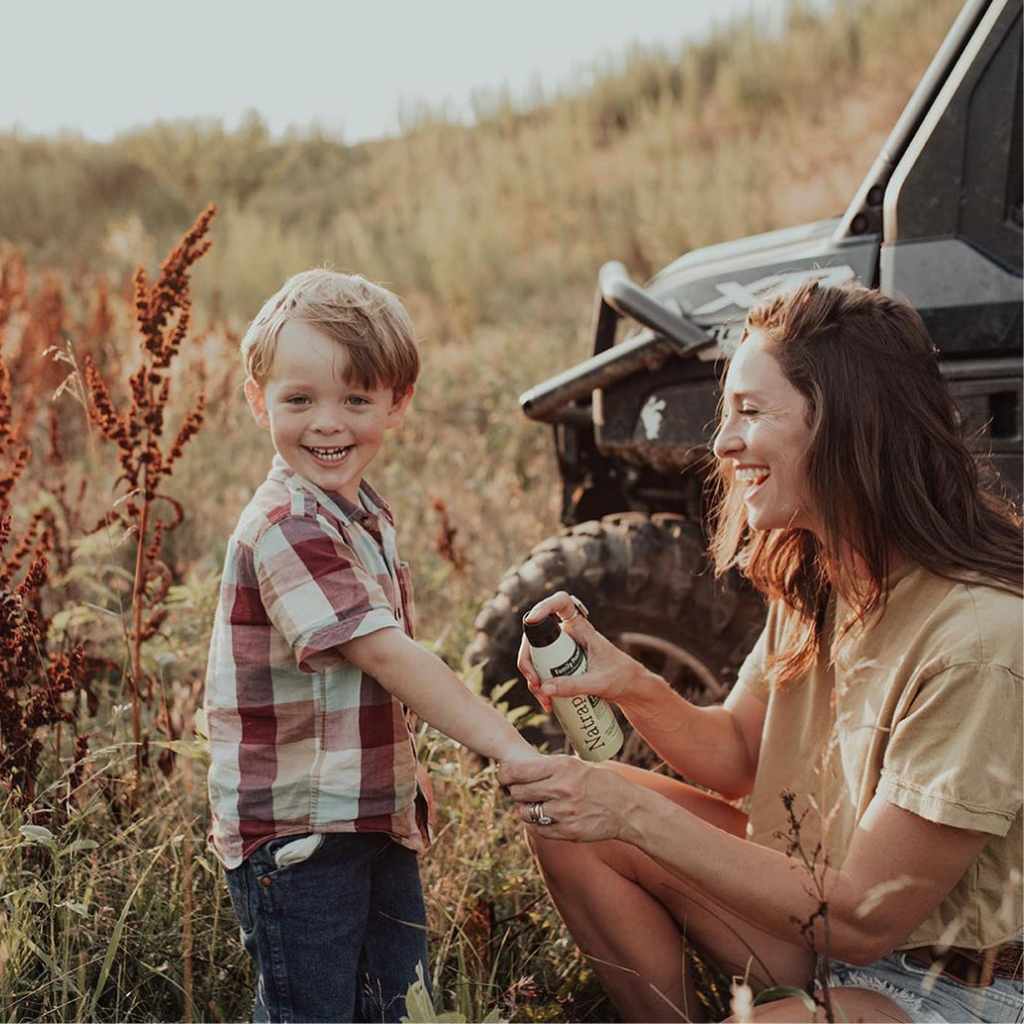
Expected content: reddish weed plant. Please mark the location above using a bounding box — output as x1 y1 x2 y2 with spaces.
0 335 90 810
433 497 468 573
82 205 215 782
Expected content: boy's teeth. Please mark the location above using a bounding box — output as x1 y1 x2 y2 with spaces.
308 445 351 462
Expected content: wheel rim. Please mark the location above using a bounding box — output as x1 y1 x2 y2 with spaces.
615 631 729 705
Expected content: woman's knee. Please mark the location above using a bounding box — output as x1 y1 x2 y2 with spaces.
527 828 582 874
527 829 621 888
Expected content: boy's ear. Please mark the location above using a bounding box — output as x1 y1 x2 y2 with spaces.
243 378 270 428
386 386 414 427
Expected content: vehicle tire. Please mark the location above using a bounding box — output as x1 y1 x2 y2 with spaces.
464 512 766 759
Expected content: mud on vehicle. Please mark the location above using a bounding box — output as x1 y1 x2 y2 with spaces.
466 0 1023 749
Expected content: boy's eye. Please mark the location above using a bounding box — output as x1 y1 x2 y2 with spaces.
347 395 371 407
285 395 310 406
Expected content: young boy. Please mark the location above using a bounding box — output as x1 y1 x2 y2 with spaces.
204 269 535 1023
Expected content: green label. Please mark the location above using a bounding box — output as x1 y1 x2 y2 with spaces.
550 645 586 677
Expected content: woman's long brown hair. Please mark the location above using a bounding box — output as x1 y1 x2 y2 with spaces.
710 282 1023 687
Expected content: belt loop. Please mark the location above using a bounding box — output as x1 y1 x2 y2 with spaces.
980 947 996 989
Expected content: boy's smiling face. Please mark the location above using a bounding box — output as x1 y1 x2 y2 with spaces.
244 319 412 501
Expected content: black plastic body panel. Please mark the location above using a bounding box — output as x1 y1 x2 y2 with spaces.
880 0 1023 359
945 359 1023 499
888 1 1022 271
595 359 722 474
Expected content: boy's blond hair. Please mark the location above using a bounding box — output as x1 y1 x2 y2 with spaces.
241 269 419 394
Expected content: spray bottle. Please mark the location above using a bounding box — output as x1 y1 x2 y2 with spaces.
523 614 623 762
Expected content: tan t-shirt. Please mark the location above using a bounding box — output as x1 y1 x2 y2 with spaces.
733 564 1023 950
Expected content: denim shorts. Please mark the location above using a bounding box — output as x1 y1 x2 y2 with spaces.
827 950 1024 1023
225 832 428 1023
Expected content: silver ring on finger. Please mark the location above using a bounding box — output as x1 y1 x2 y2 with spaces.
535 802 554 826
561 595 589 624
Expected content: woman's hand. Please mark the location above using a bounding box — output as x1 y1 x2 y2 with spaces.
497 753 635 843
518 591 653 713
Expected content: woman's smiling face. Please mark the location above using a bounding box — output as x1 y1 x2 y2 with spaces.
713 328 818 535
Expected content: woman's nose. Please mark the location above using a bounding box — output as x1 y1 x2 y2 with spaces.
713 420 743 460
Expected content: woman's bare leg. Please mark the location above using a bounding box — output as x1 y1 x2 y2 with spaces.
528 763 815 1023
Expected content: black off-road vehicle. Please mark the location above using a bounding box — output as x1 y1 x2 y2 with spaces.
467 0 1022 745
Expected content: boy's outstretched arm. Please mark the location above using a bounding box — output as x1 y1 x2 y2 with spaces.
340 627 537 762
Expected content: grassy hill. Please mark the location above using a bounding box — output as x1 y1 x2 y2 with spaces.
4 0 958 333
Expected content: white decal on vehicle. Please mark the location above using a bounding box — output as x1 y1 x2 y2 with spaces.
640 395 666 440
693 266 857 317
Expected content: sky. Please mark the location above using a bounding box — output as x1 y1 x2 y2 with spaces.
3 1 791 144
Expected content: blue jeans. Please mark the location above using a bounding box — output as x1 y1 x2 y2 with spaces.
827 951 1024 1023
225 832 429 1023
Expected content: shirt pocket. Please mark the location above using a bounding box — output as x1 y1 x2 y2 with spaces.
397 561 416 638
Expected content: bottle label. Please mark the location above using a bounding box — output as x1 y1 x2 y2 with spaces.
549 644 586 678
534 633 622 761
567 694 607 752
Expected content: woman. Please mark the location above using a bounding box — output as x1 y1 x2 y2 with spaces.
499 283 1023 1023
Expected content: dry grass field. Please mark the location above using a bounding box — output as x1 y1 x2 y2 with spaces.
0 1 961 1019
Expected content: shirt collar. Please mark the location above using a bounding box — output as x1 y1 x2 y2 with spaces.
267 454 395 527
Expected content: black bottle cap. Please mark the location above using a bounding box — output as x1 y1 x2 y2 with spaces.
523 613 561 648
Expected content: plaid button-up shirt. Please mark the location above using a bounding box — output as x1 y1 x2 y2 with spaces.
205 454 429 869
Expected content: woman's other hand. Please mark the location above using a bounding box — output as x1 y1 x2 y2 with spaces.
497 753 635 843
517 591 652 714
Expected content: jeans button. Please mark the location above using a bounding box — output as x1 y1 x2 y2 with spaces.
260 876 272 888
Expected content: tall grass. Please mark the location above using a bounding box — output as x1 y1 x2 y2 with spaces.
0 733 608 1022
0 754 247 1023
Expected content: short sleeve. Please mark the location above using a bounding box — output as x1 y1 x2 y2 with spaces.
732 610 776 704
254 516 400 671
878 663 1023 836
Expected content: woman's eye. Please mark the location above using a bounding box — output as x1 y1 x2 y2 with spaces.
738 407 759 417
